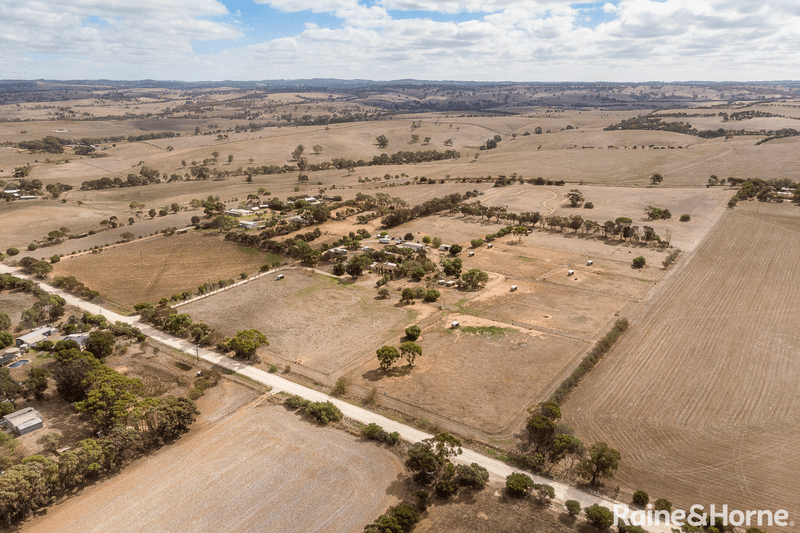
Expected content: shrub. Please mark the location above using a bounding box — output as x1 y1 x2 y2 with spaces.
566 500 581 516
435 480 458 498
585 504 614 529
505 472 534 497
584 202 594 209
6 248 19 256
653 498 672 512
50 255 60 264
305 401 343 424
632 490 649 506
405 325 421 340
331 377 348 396
470 238 484 248
268 365 278 373
632 256 646 268
362 423 388 441
285 395 310 410
27 243 38 251
680 214 691 221
423 289 440 302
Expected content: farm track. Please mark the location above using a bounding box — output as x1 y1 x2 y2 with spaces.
564 209 800 525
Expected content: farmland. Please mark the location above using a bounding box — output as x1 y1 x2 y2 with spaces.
348 315 590 434
51 231 277 311
19 395 405 533
563 203 800 522
181 269 416 375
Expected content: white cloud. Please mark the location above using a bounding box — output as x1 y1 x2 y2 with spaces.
2 0 799 81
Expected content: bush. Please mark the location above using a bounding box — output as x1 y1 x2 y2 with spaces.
566 500 581 516
285 395 310 409
506 472 534 498
680 214 691 221
268 365 278 373
6 248 19 256
653 498 672 512
585 504 614 529
404 325 421 340
27 243 38 251
423 289 440 302
305 401 343 424
435 480 458 498
363 423 388 441
50 255 60 264
632 256 646 268
470 238 484 248
584 202 594 209
331 377 348 396
632 490 649 506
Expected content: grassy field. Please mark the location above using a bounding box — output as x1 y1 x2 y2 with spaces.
50 231 276 311
181 269 416 375
348 315 589 434
19 396 405 533
563 203 800 524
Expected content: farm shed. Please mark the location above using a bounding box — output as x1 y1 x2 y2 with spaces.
445 280 456 287
587 260 593 266
379 238 392 244
402 242 426 252
239 221 259 230
487 243 493 248
329 247 348 255
15 326 58 348
374 262 397 274
2 407 44 436
65 333 90 348
438 244 451 252
277 274 284 280
289 216 307 224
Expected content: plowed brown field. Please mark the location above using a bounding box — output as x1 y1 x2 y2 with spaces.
563 205 800 525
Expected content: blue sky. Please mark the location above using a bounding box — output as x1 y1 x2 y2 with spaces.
2 0 798 81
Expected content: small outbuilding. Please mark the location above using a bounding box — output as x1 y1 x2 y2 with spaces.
510 285 518 292
487 243 493 248
567 270 575 276
437 279 446 285
16 326 58 348
402 242 426 252
2 407 44 436
445 280 456 287
451 321 459 329
277 274 285 280
586 260 593 266
468 251 475 257
439 244 451 252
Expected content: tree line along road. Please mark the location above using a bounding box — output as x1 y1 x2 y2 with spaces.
0 264 674 533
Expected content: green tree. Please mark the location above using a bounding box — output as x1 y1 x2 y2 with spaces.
585 504 614 529
470 238 484 247
376 135 389 148
6 247 19 256
377 287 390 299
120 231 134 242
513 225 529 241
376 345 400 372
405 325 421 340
449 244 462 255
566 189 584 207
24 368 50 401
30 261 52 278
632 490 649 506
423 289 440 302
345 260 363 278
579 441 621 485
0 332 13 349
401 288 415 303
227 329 268 361
364 514 403 533
455 463 489 490
399 341 422 367
461 268 488 290
0 313 11 331
291 145 305 161
566 500 581 516
649 173 663 186
84 330 116 362
526 413 556 454
632 256 646 268
506 472 534 497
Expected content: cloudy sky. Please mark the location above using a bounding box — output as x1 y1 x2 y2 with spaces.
2 0 798 82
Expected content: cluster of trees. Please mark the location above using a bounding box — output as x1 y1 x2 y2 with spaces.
405 433 490 499
16 256 52 279
19 291 66 328
381 193 465 228
522 401 622 486
505 472 554 502
51 275 100 300
0 338 197 527
376 339 422 372
645 206 672 220
728 177 800 206
81 167 162 190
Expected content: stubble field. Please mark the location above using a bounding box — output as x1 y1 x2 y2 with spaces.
563 203 800 525
20 398 405 533
180 269 416 375
51 231 276 311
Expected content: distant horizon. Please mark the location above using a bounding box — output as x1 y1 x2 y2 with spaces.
3 78 799 85
3 1 798 82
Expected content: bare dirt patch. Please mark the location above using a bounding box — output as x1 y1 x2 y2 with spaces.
19 399 405 533
466 279 625 339
181 269 416 376
50 231 275 311
564 206 800 525
348 315 589 434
